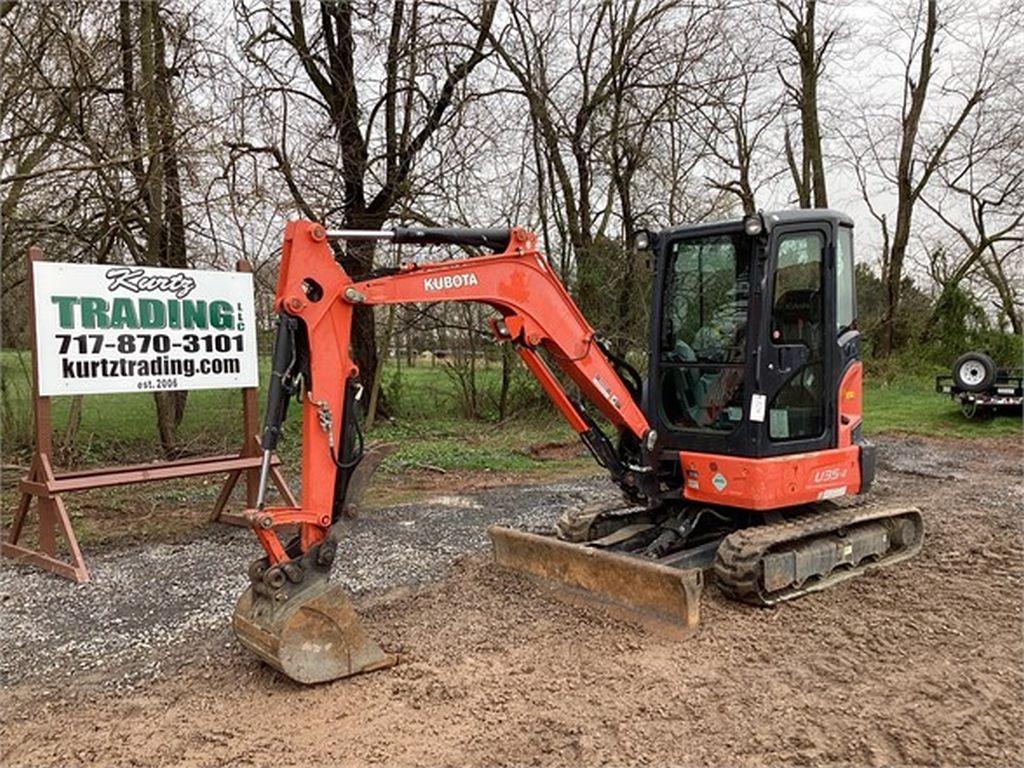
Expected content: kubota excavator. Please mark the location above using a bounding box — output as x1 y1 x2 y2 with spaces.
233 211 923 683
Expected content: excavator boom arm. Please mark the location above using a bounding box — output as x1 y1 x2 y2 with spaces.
260 219 652 559
349 234 649 437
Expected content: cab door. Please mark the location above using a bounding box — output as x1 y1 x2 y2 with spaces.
756 224 836 456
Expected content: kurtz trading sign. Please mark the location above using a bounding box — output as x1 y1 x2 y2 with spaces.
32 262 259 396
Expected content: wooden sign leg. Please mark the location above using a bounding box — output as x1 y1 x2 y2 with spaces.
4 472 34 546
210 470 243 523
2 245 88 581
211 296 267 527
2 453 90 583
210 379 264 526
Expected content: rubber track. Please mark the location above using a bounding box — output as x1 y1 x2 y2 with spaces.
713 500 923 606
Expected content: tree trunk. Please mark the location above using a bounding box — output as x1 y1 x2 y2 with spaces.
498 343 512 421
153 2 188 428
139 1 179 452
153 391 181 457
981 250 1023 335
136 0 189 451
138 0 163 266
406 312 415 367
877 0 940 358
340 235 382 414
784 125 810 208
467 310 478 418
799 7 828 209
780 0 828 208
351 305 378 385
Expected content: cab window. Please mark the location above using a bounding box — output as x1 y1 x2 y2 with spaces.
836 226 855 334
768 231 825 441
659 233 750 432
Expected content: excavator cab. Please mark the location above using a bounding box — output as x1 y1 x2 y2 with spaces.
494 209 918 613
644 209 875 508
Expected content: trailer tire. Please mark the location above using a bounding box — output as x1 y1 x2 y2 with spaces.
952 351 996 393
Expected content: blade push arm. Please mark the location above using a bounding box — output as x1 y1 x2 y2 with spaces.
253 220 654 566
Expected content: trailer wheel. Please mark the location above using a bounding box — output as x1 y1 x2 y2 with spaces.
952 351 996 393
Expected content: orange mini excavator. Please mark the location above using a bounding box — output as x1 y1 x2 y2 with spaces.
233 212 923 683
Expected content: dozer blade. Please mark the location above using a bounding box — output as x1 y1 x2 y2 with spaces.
233 580 396 685
488 525 703 634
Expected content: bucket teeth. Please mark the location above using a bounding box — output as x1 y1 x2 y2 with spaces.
233 581 396 684
234 446 401 686
488 525 703 634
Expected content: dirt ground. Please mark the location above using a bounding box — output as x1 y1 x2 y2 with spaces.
2 433 1021 767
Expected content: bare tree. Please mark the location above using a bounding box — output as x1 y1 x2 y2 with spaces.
919 48 1024 337
122 0 194 451
2 1 223 456
1 2 105 316
979 243 1023 335
231 0 497 398
775 0 837 208
484 0 723 349
846 0 995 356
693 8 787 217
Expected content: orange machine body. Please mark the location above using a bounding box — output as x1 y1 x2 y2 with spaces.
679 362 865 510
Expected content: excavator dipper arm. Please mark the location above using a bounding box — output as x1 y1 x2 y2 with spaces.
232 219 697 684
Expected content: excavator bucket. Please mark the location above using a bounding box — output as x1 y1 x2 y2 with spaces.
232 443 399 684
488 525 703 634
233 581 397 685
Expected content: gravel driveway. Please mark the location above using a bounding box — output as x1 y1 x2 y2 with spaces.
0 477 610 690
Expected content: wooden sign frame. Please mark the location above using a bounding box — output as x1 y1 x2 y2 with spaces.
2 247 295 583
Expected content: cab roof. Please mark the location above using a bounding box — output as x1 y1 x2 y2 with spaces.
660 208 854 239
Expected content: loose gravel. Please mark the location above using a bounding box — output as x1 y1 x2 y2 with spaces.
0 477 611 690
0 433 1013 692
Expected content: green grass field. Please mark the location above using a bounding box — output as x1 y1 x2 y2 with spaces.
0 350 583 474
863 371 1020 438
1 349 1019 474
2 348 1017 550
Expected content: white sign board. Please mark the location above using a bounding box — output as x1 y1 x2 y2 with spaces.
32 262 258 396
